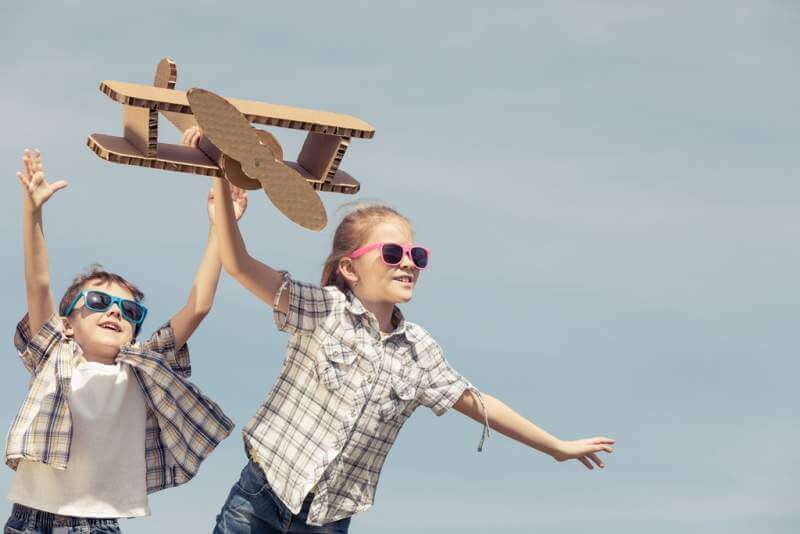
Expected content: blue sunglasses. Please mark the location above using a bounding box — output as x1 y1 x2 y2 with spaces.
64 290 148 327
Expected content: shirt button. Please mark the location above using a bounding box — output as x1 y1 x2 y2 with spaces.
366 374 374 383
350 408 358 418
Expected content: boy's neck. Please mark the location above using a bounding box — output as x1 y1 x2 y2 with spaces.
82 353 118 365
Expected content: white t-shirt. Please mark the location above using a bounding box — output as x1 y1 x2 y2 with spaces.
8 360 149 518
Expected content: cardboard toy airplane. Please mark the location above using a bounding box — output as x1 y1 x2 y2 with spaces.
87 59 376 230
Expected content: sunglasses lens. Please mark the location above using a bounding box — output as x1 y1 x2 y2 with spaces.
85 291 112 311
121 300 145 323
381 244 404 265
410 247 429 269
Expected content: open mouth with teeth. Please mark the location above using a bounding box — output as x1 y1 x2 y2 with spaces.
99 322 122 332
394 275 414 284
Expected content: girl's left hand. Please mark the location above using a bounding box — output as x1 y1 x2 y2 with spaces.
553 437 615 470
207 183 247 224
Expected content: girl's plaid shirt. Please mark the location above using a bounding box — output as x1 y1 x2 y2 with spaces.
242 273 489 526
6 313 234 493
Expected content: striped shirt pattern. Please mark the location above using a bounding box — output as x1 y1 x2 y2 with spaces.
242 273 488 526
6 313 234 493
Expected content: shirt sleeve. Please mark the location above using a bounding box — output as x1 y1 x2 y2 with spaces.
141 321 192 378
14 313 64 375
272 272 342 335
416 342 471 416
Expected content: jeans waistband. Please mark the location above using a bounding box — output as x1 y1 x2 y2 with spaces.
11 503 120 529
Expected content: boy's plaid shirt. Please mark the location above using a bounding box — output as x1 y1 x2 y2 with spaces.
6 313 234 493
242 273 489 526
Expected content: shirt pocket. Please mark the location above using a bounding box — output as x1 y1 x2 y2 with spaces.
379 365 422 421
313 322 360 392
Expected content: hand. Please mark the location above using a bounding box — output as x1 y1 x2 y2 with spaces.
16 149 68 210
552 437 615 470
182 126 202 148
207 183 247 224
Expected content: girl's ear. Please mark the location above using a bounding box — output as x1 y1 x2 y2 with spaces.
338 257 359 286
60 316 74 338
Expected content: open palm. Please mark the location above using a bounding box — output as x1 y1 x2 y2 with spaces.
16 149 68 209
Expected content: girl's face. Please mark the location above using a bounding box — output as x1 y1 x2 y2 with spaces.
345 218 420 305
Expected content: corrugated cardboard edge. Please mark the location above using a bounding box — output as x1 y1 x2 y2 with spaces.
100 81 375 139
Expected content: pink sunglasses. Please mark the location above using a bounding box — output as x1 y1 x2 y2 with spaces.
349 242 430 269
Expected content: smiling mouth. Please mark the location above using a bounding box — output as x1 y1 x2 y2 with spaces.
394 275 414 284
99 322 122 332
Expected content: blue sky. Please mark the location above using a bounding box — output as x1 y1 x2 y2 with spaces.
0 1 798 532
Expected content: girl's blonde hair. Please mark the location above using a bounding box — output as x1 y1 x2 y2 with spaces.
321 205 411 292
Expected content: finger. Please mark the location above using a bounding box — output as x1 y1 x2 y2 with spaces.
51 180 69 193
592 437 616 444
33 149 43 173
578 456 593 470
588 453 604 468
595 445 613 454
16 171 28 189
23 152 34 179
182 128 193 146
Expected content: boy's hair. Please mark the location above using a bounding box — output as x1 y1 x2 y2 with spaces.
320 205 411 292
59 264 146 338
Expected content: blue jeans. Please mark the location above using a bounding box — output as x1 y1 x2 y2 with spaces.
213 461 351 534
4 504 120 534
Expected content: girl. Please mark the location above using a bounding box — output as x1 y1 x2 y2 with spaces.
184 129 615 534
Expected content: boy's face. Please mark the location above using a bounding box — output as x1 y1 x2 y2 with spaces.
62 280 137 363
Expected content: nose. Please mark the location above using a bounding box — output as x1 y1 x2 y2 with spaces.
399 250 415 270
106 303 122 318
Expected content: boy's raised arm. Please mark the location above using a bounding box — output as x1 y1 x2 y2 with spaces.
169 183 248 350
16 149 68 336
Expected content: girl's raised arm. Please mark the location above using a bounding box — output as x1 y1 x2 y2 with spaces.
182 126 289 314
212 176 289 314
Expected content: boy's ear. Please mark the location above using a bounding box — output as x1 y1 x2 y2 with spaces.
338 257 358 285
60 316 74 338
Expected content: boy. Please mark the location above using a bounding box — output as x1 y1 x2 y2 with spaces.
4 148 245 533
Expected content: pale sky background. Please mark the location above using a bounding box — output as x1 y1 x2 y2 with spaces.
1 1 798 533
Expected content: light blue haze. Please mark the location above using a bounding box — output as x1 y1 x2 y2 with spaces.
0 1 797 532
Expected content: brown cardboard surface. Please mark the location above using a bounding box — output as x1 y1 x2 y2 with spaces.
122 105 158 157
101 80 375 139
87 134 219 175
153 58 177 89
256 130 283 161
153 58 198 133
297 132 341 183
187 88 328 231
287 163 360 194
87 134 359 196
219 131 284 190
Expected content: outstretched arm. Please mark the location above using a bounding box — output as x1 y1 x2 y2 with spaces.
453 390 615 470
182 127 290 314
16 149 68 335
169 182 248 349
